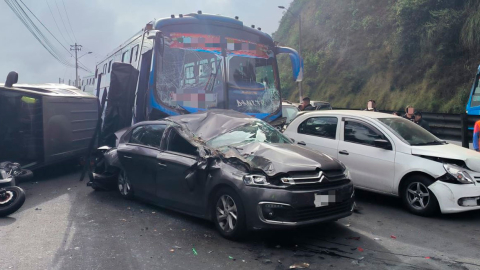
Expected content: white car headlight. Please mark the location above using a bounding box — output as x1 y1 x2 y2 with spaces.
443 164 475 184
243 174 268 186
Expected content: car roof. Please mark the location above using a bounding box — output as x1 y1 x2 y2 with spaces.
299 110 396 119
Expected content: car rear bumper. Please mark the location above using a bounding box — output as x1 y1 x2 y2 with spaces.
240 182 355 230
429 181 480 213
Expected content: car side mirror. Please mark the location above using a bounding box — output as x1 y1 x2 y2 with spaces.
5 71 18 87
374 139 392 150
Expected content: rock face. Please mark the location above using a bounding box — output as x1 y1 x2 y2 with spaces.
274 0 480 113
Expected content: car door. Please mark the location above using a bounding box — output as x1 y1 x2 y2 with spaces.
290 116 340 158
117 124 167 201
337 118 395 194
156 127 203 215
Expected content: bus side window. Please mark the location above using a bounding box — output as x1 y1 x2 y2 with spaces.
130 45 139 63
108 60 112 73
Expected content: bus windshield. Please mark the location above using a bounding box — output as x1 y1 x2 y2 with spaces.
154 30 280 118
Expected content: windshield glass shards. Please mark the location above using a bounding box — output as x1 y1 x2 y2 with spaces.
206 120 291 148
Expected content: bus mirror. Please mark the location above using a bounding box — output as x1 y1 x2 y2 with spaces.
276 47 303 82
5 71 18 87
149 31 164 56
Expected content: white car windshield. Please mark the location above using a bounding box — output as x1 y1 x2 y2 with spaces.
207 121 291 148
377 118 444 146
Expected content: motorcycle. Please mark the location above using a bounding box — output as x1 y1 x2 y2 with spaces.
0 162 30 217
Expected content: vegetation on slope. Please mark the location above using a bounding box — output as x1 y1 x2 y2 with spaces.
274 0 480 113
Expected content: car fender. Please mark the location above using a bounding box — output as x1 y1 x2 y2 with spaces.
393 152 445 196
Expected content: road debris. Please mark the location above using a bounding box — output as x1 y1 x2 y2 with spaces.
208 251 213 254
374 237 381 241
357 247 364 252
35 208 41 211
170 249 175 252
262 259 272 264
345 223 351 227
425 257 431 259
391 235 397 239
229 256 235 261
67 188 71 191
192 248 198 255
173 246 181 249
289 262 310 269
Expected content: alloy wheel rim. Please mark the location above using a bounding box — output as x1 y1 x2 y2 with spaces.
118 171 130 196
406 182 430 210
216 195 238 232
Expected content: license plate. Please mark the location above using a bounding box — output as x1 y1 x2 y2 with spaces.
314 190 336 208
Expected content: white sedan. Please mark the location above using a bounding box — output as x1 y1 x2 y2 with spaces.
284 110 480 215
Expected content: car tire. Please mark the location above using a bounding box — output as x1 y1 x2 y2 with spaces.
212 187 247 240
401 175 439 216
117 170 133 199
14 169 33 182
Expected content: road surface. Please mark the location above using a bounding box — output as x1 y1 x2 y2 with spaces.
1 165 479 270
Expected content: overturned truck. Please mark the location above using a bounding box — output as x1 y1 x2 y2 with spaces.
0 72 98 168
88 110 355 239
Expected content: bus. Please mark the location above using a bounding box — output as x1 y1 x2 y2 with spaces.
87 11 303 124
81 74 95 95
466 64 480 117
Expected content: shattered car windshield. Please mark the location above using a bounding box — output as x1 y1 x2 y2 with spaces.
206 121 291 148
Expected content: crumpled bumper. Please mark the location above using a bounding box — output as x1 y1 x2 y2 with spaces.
429 181 480 213
87 172 118 191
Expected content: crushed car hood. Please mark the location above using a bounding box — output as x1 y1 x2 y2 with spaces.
412 143 480 172
221 142 343 176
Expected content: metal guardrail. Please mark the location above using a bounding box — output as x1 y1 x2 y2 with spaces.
332 108 480 148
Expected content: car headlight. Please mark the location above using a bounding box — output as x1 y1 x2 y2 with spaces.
243 174 268 186
344 168 351 180
443 164 474 184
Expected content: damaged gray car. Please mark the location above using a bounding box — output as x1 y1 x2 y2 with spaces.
88 110 355 239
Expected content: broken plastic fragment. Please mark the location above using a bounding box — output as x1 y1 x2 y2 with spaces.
170 249 175 252
173 246 181 249
289 263 310 269
208 251 213 254
390 235 397 239
192 248 197 255
425 257 431 259
345 223 351 227
357 247 364 252
373 237 381 241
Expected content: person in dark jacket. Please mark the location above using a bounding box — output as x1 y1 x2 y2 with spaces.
414 111 431 132
299 97 315 111
403 105 415 121
364 99 378 112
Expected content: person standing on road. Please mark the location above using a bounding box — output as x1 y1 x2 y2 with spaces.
414 111 431 132
298 97 315 111
364 99 378 112
473 120 480 151
403 105 415 121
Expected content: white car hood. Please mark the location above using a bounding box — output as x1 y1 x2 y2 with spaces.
411 143 480 172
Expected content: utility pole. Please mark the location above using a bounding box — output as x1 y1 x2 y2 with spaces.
298 14 302 102
70 43 82 88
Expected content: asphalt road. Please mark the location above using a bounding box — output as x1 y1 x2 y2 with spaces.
1 165 480 270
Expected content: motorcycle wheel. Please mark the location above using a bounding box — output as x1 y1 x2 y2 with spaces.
0 186 26 217
14 170 33 181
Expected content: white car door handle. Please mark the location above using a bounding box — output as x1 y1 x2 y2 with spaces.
339 150 349 155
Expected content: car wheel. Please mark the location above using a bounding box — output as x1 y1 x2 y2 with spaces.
401 176 439 216
213 188 246 240
117 170 133 199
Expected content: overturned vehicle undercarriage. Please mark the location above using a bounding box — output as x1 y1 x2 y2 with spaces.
87 109 355 239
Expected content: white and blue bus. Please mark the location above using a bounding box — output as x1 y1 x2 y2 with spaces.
87 12 303 124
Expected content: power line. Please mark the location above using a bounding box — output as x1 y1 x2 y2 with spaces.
45 0 69 46
54 0 74 43
4 0 90 72
61 0 77 42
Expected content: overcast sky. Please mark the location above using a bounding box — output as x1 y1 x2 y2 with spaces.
0 0 293 84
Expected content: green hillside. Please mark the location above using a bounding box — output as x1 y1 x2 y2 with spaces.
274 0 480 113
